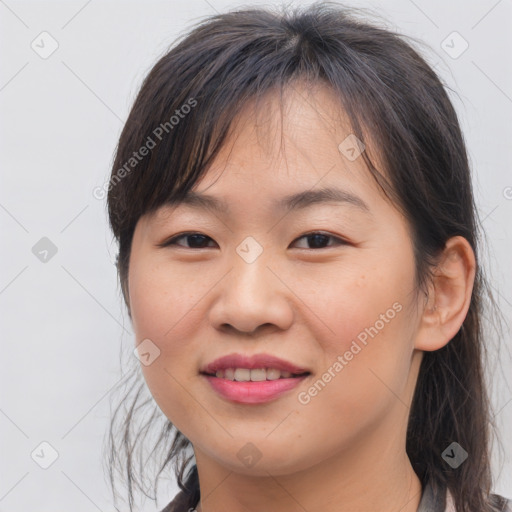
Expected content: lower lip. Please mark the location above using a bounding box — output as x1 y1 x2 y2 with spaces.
202 374 308 404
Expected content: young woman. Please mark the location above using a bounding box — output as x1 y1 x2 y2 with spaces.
105 3 511 511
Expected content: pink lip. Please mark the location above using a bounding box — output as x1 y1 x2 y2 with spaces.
200 353 310 404
201 353 309 374
203 374 309 404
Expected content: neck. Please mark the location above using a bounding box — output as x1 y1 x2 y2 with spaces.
193 421 422 512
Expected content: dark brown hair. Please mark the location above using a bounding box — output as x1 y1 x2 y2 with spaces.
105 2 505 511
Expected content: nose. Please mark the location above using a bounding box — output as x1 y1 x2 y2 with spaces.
207 244 294 336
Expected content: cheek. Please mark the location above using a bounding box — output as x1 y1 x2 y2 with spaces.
129 259 203 347
290 300 413 465
307 257 412 353
297 254 416 411
128 259 210 428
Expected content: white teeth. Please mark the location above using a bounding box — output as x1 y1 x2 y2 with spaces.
249 369 266 381
266 368 281 380
234 368 251 381
212 368 302 381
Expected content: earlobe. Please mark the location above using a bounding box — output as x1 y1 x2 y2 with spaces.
414 236 476 352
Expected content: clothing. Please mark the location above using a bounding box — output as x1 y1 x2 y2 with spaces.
414 480 511 512
162 479 512 512
416 479 448 512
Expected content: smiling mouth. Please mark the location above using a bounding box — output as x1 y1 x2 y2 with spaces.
201 368 311 381
201 368 311 404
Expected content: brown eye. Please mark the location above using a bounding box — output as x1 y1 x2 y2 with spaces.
158 231 347 250
291 232 347 250
159 232 216 249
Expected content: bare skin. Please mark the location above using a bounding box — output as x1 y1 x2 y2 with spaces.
127 82 476 512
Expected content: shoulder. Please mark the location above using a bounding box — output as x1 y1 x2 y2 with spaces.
419 480 512 512
489 492 512 512
445 487 512 512
161 485 512 512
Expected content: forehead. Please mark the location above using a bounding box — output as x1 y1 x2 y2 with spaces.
226 81 368 164
206 82 382 185
149 82 389 223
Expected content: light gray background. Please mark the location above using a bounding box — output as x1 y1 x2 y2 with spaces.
1 0 511 510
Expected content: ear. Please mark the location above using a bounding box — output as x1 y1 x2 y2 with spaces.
414 236 476 352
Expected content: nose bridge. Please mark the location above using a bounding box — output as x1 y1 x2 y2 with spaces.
235 235 266 267
208 235 293 334
229 235 274 304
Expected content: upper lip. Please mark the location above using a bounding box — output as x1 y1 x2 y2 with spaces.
201 353 311 375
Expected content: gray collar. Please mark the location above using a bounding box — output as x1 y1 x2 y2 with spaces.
417 480 446 512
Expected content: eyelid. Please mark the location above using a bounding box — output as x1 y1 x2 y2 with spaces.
155 231 215 248
156 231 349 249
292 231 349 249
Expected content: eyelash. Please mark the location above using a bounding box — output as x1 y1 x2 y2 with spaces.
158 231 348 250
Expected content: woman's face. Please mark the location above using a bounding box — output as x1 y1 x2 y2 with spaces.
127 83 425 476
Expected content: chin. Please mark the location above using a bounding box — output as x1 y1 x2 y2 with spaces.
203 437 319 477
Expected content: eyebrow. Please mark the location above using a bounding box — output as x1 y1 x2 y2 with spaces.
168 187 371 216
